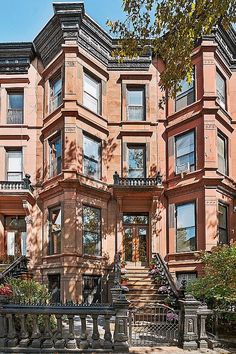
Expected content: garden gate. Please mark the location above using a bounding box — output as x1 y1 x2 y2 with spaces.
128 303 179 346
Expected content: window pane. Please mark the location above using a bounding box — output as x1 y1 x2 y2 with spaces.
123 214 148 224
128 146 145 178
176 202 196 252
9 93 23 109
6 149 23 180
177 78 194 97
83 276 101 304
48 207 61 255
83 206 101 256
84 73 100 114
84 92 98 113
217 134 227 174
128 88 144 105
52 77 62 95
84 74 99 98
83 136 101 179
49 135 62 177
176 272 197 287
176 132 194 157
216 71 226 109
175 131 195 173
127 87 145 121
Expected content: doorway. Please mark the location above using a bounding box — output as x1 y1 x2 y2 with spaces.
123 213 148 263
5 216 26 258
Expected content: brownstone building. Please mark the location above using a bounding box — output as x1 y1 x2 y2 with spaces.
0 3 236 302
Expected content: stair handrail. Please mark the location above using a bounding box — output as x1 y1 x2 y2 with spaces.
153 253 181 299
0 256 29 283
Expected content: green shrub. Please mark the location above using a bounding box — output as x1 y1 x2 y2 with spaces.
187 244 236 307
8 278 51 304
7 278 56 334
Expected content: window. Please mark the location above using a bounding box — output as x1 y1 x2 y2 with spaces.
83 205 101 256
176 272 197 288
127 145 146 178
48 274 61 303
217 132 228 175
83 72 101 114
50 75 62 112
6 149 23 181
83 275 101 304
175 130 195 174
127 86 145 121
7 91 24 124
218 203 228 245
216 70 226 110
176 202 196 252
49 134 62 178
175 74 195 111
83 135 101 180
48 206 61 255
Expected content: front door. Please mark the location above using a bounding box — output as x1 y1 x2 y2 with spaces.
123 214 148 263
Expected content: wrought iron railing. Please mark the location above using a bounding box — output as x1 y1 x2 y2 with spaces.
0 256 29 284
7 109 23 124
113 171 162 187
152 253 182 299
0 174 33 192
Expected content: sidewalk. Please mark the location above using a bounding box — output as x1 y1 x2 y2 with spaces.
129 348 236 354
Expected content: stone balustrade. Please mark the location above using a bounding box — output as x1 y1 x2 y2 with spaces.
0 298 130 353
0 174 33 192
113 171 162 187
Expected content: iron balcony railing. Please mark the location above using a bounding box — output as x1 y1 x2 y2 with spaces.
113 171 162 187
7 109 23 124
0 174 34 192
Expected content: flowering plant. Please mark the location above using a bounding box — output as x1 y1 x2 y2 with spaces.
121 267 127 275
158 285 168 294
149 267 159 276
166 311 178 322
0 284 13 297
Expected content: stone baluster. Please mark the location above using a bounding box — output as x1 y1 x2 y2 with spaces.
42 315 54 348
19 314 30 347
0 313 7 347
79 314 89 349
91 314 101 348
55 314 65 349
104 314 113 349
6 314 18 347
179 294 201 350
67 314 77 349
31 315 41 348
197 305 213 349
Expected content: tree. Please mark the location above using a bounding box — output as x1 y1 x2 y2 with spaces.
187 244 236 307
108 0 236 97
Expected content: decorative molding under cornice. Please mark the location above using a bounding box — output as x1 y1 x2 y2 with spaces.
0 43 34 74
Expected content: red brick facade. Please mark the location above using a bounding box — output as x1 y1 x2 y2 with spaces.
0 4 236 302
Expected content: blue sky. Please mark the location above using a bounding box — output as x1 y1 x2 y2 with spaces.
0 0 125 43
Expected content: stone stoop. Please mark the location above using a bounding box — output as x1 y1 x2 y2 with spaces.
125 265 165 308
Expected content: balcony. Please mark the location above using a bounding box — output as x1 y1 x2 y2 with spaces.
7 109 23 124
113 171 162 187
0 174 33 192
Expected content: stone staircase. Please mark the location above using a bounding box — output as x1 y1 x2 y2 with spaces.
125 263 166 308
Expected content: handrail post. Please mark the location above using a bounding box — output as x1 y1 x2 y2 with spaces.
197 305 213 349
113 296 130 352
178 294 201 350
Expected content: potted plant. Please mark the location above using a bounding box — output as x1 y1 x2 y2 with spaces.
120 259 127 268
149 258 156 269
120 274 129 285
0 284 13 304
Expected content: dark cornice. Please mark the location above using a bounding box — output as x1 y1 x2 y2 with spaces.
0 42 34 74
202 25 236 71
33 2 151 71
